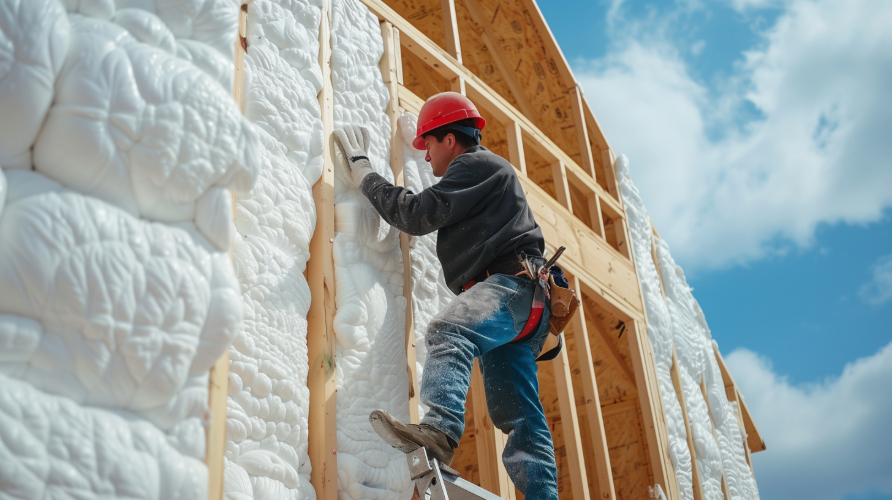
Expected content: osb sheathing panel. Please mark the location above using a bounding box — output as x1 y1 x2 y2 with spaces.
568 181 594 230
386 0 448 50
604 406 652 500
563 330 606 496
478 107 511 161
471 0 582 164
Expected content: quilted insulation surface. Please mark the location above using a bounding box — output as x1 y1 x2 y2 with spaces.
223 0 323 498
0 0 258 498
329 0 412 498
618 155 760 500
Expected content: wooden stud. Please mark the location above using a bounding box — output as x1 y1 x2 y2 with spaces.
398 85 425 115
441 0 461 63
507 121 526 176
552 345 592 500
600 148 620 199
589 192 606 238
570 87 596 178
471 360 516 499
381 21 420 423
670 348 704 500
307 4 338 499
206 6 249 498
206 351 229 500
570 279 617 500
550 161 572 212
714 347 766 454
627 320 681 500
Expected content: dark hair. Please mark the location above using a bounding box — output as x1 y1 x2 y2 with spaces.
422 118 481 148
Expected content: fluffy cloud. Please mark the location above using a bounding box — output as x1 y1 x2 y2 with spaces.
575 0 892 269
858 254 892 306
726 344 892 499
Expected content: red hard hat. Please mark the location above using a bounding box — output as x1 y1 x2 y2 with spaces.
413 92 486 150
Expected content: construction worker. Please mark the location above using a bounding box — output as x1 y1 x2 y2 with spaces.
334 92 558 500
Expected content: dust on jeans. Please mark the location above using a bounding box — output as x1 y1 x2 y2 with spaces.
440 284 504 326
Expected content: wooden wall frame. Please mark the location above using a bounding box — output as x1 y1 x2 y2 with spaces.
212 1 764 499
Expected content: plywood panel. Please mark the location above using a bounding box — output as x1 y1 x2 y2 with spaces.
472 0 581 163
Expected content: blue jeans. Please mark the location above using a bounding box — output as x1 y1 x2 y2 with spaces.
420 273 559 500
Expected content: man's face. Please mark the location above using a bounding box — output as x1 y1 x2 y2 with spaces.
424 134 455 177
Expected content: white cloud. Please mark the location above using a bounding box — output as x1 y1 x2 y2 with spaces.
576 0 892 270
726 343 892 500
858 254 892 305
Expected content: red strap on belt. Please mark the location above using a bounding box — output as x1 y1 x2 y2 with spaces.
512 301 544 342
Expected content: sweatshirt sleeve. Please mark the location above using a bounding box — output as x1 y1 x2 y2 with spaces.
359 161 483 236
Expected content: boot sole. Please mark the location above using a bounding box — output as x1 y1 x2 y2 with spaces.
369 410 460 475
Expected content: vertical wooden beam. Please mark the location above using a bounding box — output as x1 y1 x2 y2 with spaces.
627 320 681 500
570 87 596 178
381 20 420 424
471 361 516 499
600 148 620 199
552 345 591 500
589 192 605 238
440 0 465 94
670 348 704 500
206 6 248 498
569 280 616 500
550 161 572 212
307 3 338 499
206 351 230 500
507 122 526 176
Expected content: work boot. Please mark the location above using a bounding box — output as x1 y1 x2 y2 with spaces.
369 409 456 466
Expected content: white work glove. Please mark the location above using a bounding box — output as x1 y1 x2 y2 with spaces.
334 125 375 188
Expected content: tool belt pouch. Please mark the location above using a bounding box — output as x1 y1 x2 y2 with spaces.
548 274 579 336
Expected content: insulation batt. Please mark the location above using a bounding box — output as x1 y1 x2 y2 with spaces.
32 15 260 250
618 155 760 500
223 0 324 498
0 0 255 498
331 0 412 498
617 155 695 500
398 112 453 420
655 239 761 500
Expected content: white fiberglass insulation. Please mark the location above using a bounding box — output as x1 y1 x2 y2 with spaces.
0 0 257 497
330 0 412 497
398 112 452 420
223 0 323 499
617 155 759 500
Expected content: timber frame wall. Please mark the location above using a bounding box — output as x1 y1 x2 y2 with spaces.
208 1 765 499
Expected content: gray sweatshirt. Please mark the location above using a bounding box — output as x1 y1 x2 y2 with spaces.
360 145 544 295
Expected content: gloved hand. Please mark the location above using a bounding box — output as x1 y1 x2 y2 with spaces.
334 125 375 188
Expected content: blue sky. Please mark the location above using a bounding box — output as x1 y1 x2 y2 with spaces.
537 1 892 499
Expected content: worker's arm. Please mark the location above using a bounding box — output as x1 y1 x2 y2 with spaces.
360 162 482 236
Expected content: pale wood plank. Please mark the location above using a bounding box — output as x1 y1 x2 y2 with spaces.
206 6 249 497
550 161 572 212
570 87 596 178
381 21 420 423
507 121 526 176
206 351 230 500
569 277 617 500
552 345 592 500
627 320 681 500
307 4 338 498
